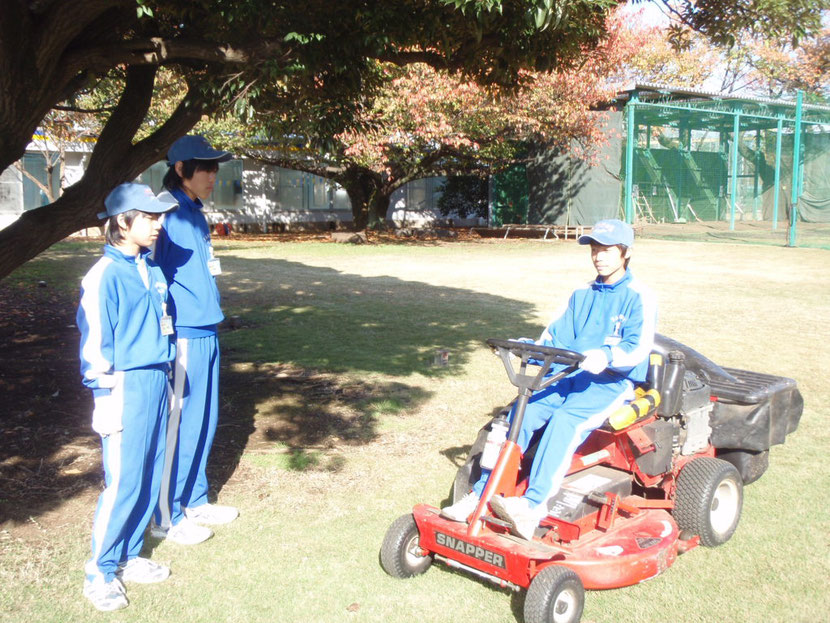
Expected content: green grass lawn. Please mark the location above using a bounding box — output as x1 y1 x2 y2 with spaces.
2 236 828 623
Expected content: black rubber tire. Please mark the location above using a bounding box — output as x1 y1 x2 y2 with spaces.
379 514 433 578
524 566 585 623
717 449 769 485
674 457 743 547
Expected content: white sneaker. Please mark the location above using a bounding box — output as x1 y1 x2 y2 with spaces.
83 576 128 612
151 518 213 545
184 503 239 525
489 495 544 540
441 492 480 522
117 557 170 584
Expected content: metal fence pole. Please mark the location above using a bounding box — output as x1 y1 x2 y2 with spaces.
789 91 803 247
624 92 638 224
729 107 741 231
772 115 783 230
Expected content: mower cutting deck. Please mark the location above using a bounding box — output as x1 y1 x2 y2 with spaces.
380 337 801 623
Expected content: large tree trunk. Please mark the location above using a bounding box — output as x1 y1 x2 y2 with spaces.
0 185 108 277
369 192 391 228
0 1 128 175
340 168 384 231
0 67 207 280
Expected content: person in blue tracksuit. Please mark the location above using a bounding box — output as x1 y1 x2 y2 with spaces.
442 219 657 540
77 184 178 611
151 135 238 546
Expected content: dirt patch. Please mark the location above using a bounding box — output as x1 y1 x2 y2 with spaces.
0 283 101 531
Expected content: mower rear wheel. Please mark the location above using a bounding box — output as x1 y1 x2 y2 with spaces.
674 457 743 547
380 514 433 578
524 565 585 623
717 448 769 485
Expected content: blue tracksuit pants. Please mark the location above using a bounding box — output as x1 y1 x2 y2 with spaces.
472 370 634 509
85 368 168 582
156 334 220 529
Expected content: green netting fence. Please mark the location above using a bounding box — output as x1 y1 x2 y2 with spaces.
623 88 830 246
490 163 530 226
491 89 830 248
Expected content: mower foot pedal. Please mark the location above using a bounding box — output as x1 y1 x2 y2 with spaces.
481 514 512 530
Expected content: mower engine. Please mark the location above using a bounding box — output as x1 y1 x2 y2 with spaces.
674 371 713 455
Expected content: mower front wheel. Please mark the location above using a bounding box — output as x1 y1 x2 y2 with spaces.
674 457 743 547
524 565 585 623
380 514 433 578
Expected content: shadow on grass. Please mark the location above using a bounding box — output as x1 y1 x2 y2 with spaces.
218 256 541 375
0 244 107 526
209 255 540 494
1 247 541 527
210 362 431 480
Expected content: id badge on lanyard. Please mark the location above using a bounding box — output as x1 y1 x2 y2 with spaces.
159 301 174 336
207 244 222 276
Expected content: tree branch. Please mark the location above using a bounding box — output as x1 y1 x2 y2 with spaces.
62 36 294 79
34 0 125 75
243 149 346 179
126 81 213 177
52 103 117 113
84 64 158 179
13 161 53 199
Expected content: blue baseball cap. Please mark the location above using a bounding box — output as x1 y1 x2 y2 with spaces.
167 135 232 165
578 219 634 247
98 183 179 220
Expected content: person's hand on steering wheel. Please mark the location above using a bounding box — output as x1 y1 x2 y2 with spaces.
579 349 608 375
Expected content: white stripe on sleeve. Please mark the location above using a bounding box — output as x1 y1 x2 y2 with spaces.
79 257 115 383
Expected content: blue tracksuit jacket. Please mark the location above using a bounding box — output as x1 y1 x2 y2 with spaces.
77 245 175 387
153 187 224 337
538 269 656 383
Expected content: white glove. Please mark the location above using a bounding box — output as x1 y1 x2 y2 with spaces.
91 373 123 436
580 349 608 375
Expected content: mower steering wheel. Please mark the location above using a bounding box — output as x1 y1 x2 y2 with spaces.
486 338 584 394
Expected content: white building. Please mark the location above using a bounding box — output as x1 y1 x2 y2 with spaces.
1 142 470 233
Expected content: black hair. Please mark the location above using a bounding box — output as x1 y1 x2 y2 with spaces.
104 209 141 246
620 244 631 269
163 159 221 191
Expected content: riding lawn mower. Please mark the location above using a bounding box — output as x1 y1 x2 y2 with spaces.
380 335 802 623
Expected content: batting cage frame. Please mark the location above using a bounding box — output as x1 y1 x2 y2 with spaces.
619 84 830 247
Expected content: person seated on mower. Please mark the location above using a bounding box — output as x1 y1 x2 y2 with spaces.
441 219 657 540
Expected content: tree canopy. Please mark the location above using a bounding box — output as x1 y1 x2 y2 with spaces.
641 0 825 48
623 12 829 101
0 0 617 277
1 0 826 277
242 8 647 228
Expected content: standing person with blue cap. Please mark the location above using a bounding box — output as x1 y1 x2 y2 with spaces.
441 219 657 540
77 183 178 611
151 135 238 546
